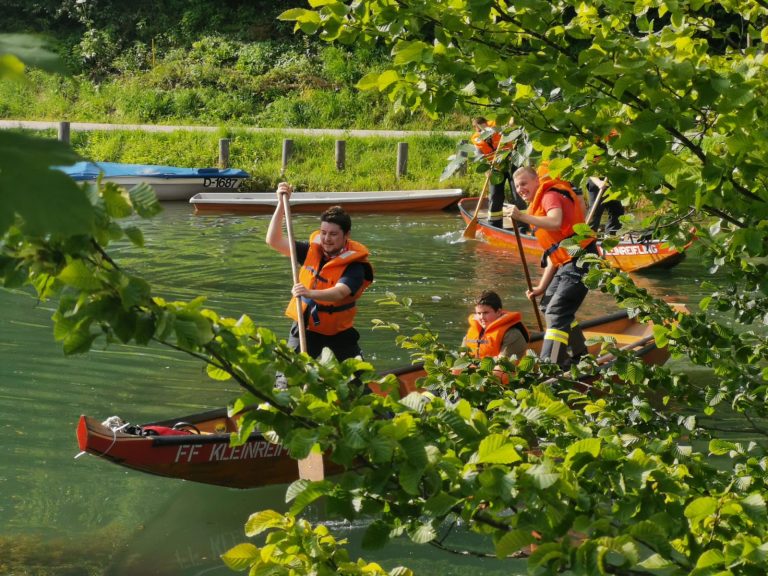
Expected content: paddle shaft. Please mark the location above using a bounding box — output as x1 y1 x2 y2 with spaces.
279 190 325 481
510 219 544 331
279 192 307 354
585 178 610 228
463 147 500 239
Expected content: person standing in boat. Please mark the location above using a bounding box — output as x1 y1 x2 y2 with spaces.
470 117 527 230
463 290 529 360
586 176 624 235
266 182 374 360
505 166 598 368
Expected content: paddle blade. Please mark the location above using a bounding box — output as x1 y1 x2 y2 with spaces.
298 453 325 481
463 217 480 239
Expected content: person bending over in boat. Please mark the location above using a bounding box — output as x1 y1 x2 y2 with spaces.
505 166 598 368
266 182 374 360
463 290 529 360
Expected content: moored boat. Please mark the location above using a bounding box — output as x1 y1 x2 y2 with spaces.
189 189 464 214
459 197 687 273
75 308 683 488
56 161 250 201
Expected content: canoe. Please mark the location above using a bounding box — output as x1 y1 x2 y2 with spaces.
56 161 250 201
459 197 687 273
75 308 682 488
189 189 464 214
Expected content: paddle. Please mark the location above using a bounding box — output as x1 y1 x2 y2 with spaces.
463 146 500 239
510 219 544 331
585 177 610 229
278 189 324 482
462 170 492 239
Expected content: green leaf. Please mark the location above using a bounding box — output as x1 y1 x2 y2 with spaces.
741 493 767 521
128 183 162 218
477 434 522 464
221 542 260 570
0 33 68 74
409 522 437 544
244 509 289 537
377 70 399 91
526 463 560 489
206 362 232 381
393 41 427 65
495 530 536 558
565 438 601 464
685 496 718 520
58 260 101 291
424 492 460 516
361 520 391 550
695 548 724 569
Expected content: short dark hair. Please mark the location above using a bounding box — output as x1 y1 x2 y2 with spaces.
321 205 351 234
472 116 488 126
476 290 502 311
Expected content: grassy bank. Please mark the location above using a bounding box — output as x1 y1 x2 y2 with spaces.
25 127 482 194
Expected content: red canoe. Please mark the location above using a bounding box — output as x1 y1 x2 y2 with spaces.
76 308 683 488
459 197 688 273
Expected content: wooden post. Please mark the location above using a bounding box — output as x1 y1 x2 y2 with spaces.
335 139 346 171
457 139 468 175
281 139 293 177
396 142 408 178
58 121 70 144
218 138 230 169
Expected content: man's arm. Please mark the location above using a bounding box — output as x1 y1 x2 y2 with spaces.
265 182 293 256
291 262 363 302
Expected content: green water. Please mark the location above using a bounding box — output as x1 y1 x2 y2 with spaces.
0 203 707 575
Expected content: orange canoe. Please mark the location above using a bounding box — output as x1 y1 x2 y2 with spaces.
459 197 688 273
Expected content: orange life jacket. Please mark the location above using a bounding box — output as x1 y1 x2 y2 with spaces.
285 231 374 336
528 178 595 267
470 120 501 157
464 310 529 358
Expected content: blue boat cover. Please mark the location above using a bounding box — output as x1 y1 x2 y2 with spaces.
55 161 249 181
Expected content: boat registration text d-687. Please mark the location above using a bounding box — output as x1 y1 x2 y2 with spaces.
203 177 242 189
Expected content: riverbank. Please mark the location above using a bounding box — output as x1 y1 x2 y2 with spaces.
5 120 477 194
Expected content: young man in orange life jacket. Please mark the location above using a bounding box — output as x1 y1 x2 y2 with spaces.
266 182 374 361
463 290 529 361
470 117 527 230
505 166 598 367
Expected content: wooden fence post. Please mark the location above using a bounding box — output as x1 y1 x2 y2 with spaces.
335 140 346 171
218 138 230 169
396 142 408 178
58 121 70 144
281 138 293 177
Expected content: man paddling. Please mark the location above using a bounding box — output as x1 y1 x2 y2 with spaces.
266 182 374 360
505 167 598 368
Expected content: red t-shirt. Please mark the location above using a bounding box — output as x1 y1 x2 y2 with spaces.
539 189 578 236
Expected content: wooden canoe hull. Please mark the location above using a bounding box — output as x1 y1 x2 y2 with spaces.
76 309 682 488
459 198 687 273
190 189 464 214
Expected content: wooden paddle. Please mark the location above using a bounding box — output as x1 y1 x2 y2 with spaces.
463 146 500 239
585 177 610 228
510 218 544 331
278 189 324 482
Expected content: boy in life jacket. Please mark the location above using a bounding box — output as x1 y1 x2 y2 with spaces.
463 290 529 360
470 117 527 230
505 167 598 368
266 182 374 360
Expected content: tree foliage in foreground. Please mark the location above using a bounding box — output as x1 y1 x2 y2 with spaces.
2 15 768 576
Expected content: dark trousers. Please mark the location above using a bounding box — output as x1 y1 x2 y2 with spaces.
288 324 362 361
488 165 526 229
587 180 624 234
539 261 589 367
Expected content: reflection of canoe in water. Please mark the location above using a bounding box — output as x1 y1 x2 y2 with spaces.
190 189 464 214
459 197 688 273
76 308 683 489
